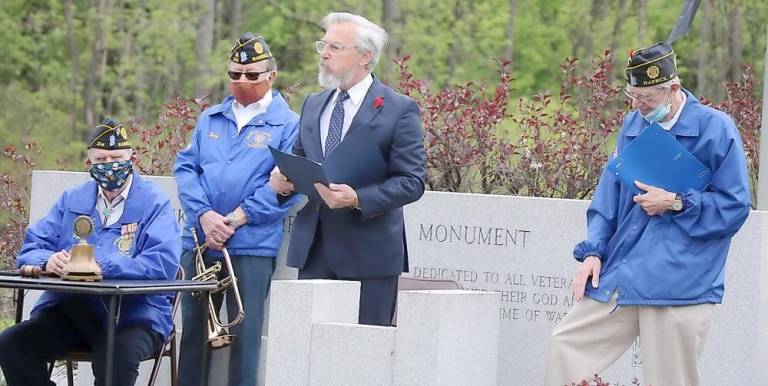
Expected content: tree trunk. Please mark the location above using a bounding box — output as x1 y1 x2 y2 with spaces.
65 0 80 137
229 0 242 41
445 0 463 84
503 0 518 63
727 3 743 83
382 0 401 74
697 0 712 96
636 0 647 44
195 0 215 97
83 0 113 128
607 0 627 80
583 0 605 60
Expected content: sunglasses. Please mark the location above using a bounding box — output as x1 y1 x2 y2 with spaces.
227 70 271 81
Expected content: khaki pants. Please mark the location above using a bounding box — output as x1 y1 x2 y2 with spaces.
544 293 714 386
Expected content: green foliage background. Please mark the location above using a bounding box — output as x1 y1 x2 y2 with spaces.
0 0 766 170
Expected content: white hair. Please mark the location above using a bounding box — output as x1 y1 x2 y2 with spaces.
657 76 682 89
321 12 389 71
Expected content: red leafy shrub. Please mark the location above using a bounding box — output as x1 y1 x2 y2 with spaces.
128 96 208 176
569 374 642 386
397 50 627 199
397 54 512 194
0 143 41 270
705 66 761 205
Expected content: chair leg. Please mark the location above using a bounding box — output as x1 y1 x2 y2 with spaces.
170 335 178 386
147 352 162 386
67 361 74 386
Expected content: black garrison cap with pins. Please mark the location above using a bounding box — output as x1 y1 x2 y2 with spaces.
625 42 678 87
230 32 273 64
87 118 132 150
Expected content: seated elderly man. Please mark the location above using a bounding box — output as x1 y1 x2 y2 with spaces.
0 119 181 386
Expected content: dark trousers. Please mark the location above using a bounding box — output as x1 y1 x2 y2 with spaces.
0 299 161 386
178 251 275 386
299 227 399 326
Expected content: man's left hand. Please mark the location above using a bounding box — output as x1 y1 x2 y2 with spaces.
314 183 358 209
633 181 676 216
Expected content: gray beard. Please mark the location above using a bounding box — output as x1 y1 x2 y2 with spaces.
317 64 356 90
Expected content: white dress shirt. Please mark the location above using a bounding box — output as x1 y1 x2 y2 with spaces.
320 74 373 154
96 173 133 227
232 90 273 133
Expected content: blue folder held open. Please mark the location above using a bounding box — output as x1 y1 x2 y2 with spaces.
269 126 387 202
606 122 711 194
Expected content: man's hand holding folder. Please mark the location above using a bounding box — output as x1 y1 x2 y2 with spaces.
632 181 679 216
268 126 387 207
606 122 711 216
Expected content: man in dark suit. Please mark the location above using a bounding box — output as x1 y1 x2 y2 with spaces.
268 11 425 326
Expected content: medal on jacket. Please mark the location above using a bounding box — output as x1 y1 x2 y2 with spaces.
116 223 137 255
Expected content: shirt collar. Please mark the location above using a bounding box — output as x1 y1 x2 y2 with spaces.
339 74 373 107
231 89 273 114
98 173 133 205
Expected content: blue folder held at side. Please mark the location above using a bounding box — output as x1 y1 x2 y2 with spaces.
269 126 387 202
606 122 711 194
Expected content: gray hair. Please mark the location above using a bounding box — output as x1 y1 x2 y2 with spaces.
657 76 682 89
321 12 389 71
265 57 278 72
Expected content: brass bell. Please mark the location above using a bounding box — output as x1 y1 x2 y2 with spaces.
62 215 103 282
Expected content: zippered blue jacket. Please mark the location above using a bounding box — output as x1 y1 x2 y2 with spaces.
574 89 751 305
17 174 181 338
174 92 300 257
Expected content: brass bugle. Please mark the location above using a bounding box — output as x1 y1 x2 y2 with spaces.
190 227 246 349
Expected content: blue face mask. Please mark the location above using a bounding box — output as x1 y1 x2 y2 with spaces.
642 89 671 123
89 160 133 191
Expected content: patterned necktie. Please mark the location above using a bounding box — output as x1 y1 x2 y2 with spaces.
324 90 349 157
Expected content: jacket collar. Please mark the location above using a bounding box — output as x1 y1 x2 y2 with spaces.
623 88 702 138
69 173 145 225
209 91 293 127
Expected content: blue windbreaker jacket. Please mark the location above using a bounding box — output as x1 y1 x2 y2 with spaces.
573 89 751 305
17 174 181 338
174 91 300 257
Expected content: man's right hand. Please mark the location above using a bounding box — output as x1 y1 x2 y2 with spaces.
45 249 71 276
268 166 295 196
199 211 234 249
572 255 601 301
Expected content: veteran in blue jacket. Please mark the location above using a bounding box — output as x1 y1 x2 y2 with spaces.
545 43 751 386
0 119 181 386
174 33 299 386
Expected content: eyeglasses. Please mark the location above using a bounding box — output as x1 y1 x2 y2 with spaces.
227 70 271 81
315 40 357 54
624 86 668 103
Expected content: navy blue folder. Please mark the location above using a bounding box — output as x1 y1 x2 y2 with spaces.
606 122 711 194
269 126 387 202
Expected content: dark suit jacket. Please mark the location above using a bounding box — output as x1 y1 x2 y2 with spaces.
286 75 426 278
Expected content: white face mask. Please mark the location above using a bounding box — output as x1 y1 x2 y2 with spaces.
642 88 672 123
